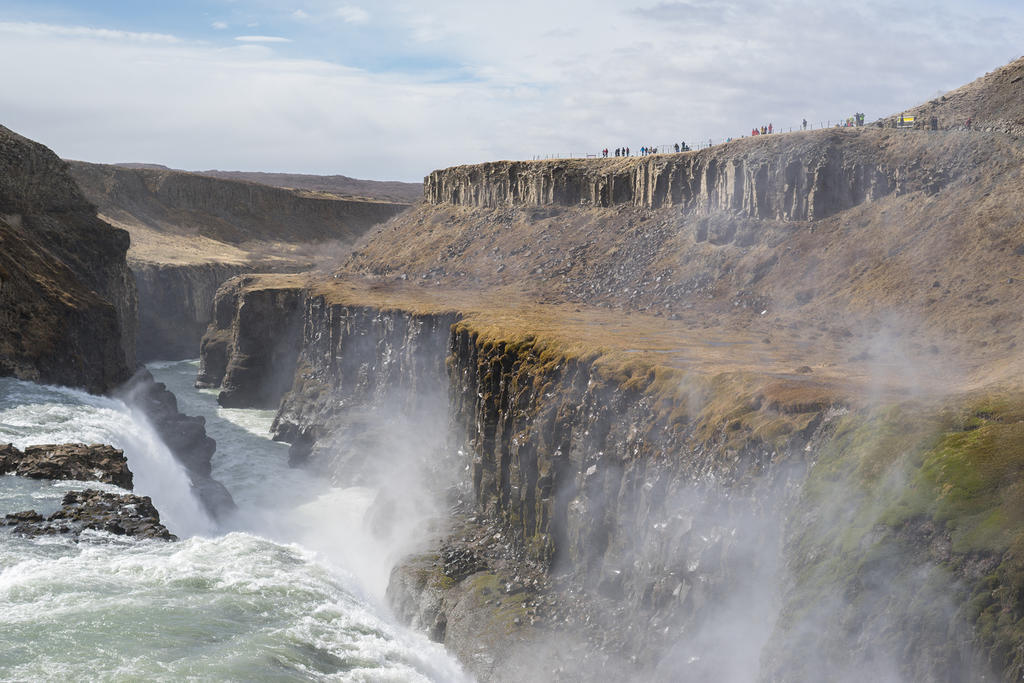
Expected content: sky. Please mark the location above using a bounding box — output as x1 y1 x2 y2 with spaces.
0 1 1021 182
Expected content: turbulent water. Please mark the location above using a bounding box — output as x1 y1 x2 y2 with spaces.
0 361 469 682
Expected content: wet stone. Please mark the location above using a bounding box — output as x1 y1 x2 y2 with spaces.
7 489 177 542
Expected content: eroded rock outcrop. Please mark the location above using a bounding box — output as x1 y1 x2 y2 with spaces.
115 369 235 518
196 275 306 409
2 489 176 541
0 125 136 392
0 443 132 489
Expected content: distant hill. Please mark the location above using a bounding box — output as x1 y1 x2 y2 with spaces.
111 165 423 204
69 161 409 249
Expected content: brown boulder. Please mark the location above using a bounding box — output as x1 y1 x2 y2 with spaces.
0 443 133 489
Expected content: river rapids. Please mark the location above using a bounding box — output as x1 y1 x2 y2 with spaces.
0 360 469 682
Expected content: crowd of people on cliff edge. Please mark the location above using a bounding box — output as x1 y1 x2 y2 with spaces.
593 112 872 160
605 142 692 157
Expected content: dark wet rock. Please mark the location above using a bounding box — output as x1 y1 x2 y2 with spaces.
0 442 18 472
0 443 133 488
114 369 235 518
4 489 176 541
3 510 43 525
441 545 485 582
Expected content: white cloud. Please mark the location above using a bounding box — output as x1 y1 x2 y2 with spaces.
0 3 1021 182
234 35 292 43
292 9 310 20
211 21 228 30
0 21 178 43
335 5 369 24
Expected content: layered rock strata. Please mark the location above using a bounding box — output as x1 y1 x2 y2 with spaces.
0 125 136 392
425 129 954 220
68 160 410 246
196 276 306 409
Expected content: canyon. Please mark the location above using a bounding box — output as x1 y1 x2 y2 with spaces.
1 55 1023 682
68 160 415 361
190 56 1024 681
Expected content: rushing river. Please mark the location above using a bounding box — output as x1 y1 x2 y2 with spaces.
0 361 469 682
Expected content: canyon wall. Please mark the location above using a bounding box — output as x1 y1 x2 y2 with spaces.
69 160 411 245
196 276 307 409
194 114 1024 678
198 285 1011 680
0 125 232 517
424 129 953 220
0 125 136 393
271 299 457 461
133 261 253 362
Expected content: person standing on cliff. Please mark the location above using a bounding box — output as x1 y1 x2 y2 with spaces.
768 122 773 134
802 118 807 130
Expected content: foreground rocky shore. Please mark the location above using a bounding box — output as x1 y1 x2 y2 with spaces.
0 442 175 541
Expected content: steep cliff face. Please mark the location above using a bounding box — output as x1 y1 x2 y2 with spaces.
271 297 458 470
133 261 254 362
198 274 457 467
201 291 1000 680
424 129 954 220
69 160 410 245
433 329 999 681
0 125 135 392
196 275 306 409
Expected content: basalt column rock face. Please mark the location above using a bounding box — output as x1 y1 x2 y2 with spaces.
424 129 957 221
133 261 253 362
196 276 305 409
426 330 826 675
0 125 136 392
391 328 987 682
271 298 458 473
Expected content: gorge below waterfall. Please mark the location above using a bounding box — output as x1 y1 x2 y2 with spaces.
2 48 1024 681
0 361 469 682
